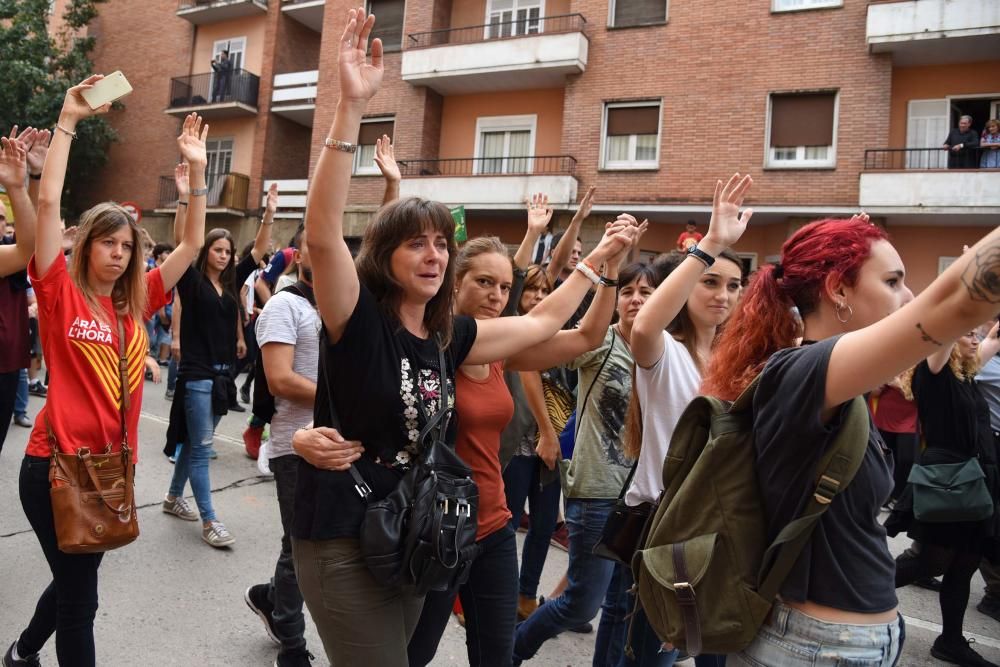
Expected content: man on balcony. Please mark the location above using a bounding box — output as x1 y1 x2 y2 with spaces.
943 115 980 169
211 50 233 104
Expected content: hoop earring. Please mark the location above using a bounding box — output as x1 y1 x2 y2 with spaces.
836 302 854 324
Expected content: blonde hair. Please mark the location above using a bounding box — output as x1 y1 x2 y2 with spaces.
69 202 147 325
986 119 1000 135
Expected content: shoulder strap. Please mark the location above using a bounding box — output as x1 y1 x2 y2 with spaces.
575 328 617 440
281 281 316 307
615 460 640 500
756 394 870 600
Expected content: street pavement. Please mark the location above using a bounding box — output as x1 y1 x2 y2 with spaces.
2 385 1000 666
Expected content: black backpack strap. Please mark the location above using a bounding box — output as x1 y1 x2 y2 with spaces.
756 394 871 601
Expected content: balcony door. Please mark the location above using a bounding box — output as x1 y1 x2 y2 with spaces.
906 99 948 169
475 115 536 175
206 138 234 205
486 0 544 39
211 37 246 102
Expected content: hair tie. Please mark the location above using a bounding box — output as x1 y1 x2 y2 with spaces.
772 262 784 279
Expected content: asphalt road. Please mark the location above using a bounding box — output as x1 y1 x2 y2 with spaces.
2 385 1000 666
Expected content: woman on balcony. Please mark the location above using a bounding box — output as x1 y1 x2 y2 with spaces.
288 8 638 666
981 119 1000 169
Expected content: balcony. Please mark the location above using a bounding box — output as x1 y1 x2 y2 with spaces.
177 0 267 24
401 14 588 94
282 0 324 32
261 179 308 220
859 148 1000 216
397 155 578 209
156 172 251 215
866 0 1000 65
166 70 260 119
271 70 317 127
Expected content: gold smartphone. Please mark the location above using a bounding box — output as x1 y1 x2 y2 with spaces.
81 71 133 109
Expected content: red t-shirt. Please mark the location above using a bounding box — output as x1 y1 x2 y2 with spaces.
26 253 168 462
455 361 515 540
871 384 917 434
676 230 703 251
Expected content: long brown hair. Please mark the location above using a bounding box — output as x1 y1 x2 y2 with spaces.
517 265 552 314
356 197 458 347
69 202 147 324
194 228 238 303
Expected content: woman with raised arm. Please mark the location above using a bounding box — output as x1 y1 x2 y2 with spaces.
290 9 635 666
3 77 207 667
594 175 751 667
160 221 272 547
700 210 1000 664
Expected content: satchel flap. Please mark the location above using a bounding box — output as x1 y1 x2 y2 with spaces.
908 459 985 489
640 533 718 590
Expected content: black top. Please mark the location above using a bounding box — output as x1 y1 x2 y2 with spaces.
292 285 478 540
176 253 256 373
753 336 897 613
913 360 991 458
945 128 981 169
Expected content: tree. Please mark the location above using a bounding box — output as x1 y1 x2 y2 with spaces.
0 0 114 216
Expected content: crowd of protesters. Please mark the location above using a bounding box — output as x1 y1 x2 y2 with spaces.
4 7 1000 667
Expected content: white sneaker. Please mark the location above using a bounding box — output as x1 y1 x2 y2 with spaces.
257 440 272 476
202 521 235 548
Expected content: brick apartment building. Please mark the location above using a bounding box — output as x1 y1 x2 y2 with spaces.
54 0 1000 292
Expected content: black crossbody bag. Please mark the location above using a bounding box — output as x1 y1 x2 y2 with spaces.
323 339 480 595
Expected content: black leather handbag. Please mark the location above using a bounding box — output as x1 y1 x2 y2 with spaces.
592 461 652 565
333 341 481 595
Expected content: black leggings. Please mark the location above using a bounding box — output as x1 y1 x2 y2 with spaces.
895 541 981 640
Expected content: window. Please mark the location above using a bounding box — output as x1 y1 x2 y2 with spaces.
772 0 841 12
205 138 234 204
602 102 661 169
610 0 666 28
367 0 405 51
354 118 395 175
475 115 536 174
766 92 837 168
486 0 543 39
212 37 246 71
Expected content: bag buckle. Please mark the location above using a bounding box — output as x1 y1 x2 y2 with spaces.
456 500 470 517
814 475 839 505
438 498 450 515
673 581 696 606
76 448 91 459
354 480 372 499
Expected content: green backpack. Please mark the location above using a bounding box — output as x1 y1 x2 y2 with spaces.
633 375 870 656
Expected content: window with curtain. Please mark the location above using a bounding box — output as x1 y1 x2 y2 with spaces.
767 92 837 168
603 103 661 169
487 0 543 39
611 0 666 28
478 126 532 174
354 118 395 175
366 0 405 50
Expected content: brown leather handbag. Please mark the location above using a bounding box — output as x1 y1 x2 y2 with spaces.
48 318 139 554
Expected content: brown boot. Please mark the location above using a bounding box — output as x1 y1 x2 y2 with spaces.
517 594 538 621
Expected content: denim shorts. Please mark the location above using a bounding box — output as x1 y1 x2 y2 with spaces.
729 602 904 667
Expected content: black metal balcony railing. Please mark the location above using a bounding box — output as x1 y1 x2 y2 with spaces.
864 147 995 170
157 172 250 210
397 155 577 177
178 0 267 10
168 69 260 109
407 13 586 49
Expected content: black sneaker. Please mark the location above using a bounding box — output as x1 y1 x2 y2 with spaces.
914 576 943 592
244 584 280 645
931 635 999 667
275 649 314 667
979 595 1000 623
3 641 41 666
27 382 46 398
240 385 251 405
229 403 246 413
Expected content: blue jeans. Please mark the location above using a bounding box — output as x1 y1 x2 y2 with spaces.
513 499 616 663
729 603 904 666
594 563 678 667
504 455 562 599
167 358 178 392
15 368 28 418
167 378 221 522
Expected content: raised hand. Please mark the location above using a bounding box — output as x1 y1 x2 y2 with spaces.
11 126 37 154
0 137 27 190
61 75 111 122
339 7 384 105
176 113 208 168
24 129 50 177
571 185 596 224
374 135 400 183
174 162 190 198
590 215 642 265
526 192 553 235
264 182 279 215
703 173 753 254
849 212 870 226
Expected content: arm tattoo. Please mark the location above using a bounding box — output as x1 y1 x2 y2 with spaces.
916 322 943 347
962 245 1000 304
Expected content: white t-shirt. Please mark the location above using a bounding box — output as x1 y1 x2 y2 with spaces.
255 289 321 459
625 331 701 506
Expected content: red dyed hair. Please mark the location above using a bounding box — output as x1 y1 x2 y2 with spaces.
701 218 888 401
